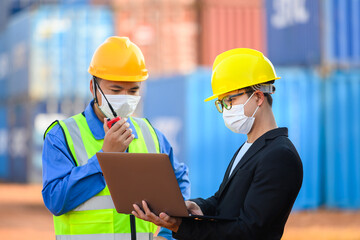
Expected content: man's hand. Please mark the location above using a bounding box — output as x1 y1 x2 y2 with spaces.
132 200 182 233
153 237 167 240
102 118 134 152
185 201 203 215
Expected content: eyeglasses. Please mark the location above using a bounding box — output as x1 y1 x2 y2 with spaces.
215 91 253 113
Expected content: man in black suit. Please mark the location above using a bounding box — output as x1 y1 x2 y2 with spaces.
132 48 303 240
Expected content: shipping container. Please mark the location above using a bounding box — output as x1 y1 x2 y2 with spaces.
143 75 187 166
0 104 9 180
0 0 10 32
199 0 266 66
324 70 360 209
6 4 114 101
3 97 89 183
7 10 31 101
265 0 321 65
0 32 10 100
323 0 360 67
7 101 31 182
112 0 198 76
29 98 86 182
273 67 323 209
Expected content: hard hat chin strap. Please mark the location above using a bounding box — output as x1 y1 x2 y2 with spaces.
93 76 118 118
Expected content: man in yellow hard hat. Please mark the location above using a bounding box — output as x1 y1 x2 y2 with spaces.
41 36 190 240
132 48 303 240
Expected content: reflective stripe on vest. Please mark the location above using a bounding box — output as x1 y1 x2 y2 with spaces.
62 118 89 166
56 232 153 240
73 195 115 211
50 114 159 238
132 118 157 153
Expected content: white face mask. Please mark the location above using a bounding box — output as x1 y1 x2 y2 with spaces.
222 92 259 134
99 94 141 119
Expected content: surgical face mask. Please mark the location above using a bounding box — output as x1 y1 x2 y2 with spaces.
222 93 259 134
99 93 141 119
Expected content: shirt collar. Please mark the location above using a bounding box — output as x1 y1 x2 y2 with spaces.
84 100 138 140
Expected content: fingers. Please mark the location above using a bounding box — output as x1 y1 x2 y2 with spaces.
107 118 126 133
132 204 146 220
103 118 109 133
142 201 160 222
159 212 172 222
132 201 181 232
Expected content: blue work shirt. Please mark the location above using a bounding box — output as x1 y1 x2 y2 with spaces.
42 100 191 240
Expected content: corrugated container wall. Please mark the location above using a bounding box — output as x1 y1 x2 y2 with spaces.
0 32 10 100
323 0 360 67
3 4 114 182
7 10 31 101
199 0 266 66
7 101 30 182
0 104 9 180
324 70 360 209
265 0 321 65
6 5 113 101
273 68 323 209
112 0 198 76
143 76 187 167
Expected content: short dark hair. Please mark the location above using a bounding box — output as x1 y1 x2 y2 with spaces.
244 80 275 107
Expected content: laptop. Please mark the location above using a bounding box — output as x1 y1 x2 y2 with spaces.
96 152 234 221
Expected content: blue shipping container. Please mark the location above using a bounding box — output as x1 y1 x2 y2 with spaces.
29 97 90 183
7 10 31 100
323 0 360 67
324 70 360 209
0 104 9 180
273 68 323 209
143 76 187 167
6 4 114 101
265 0 321 65
7 101 31 182
0 32 10 100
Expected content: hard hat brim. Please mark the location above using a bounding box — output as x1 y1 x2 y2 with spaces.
204 77 281 102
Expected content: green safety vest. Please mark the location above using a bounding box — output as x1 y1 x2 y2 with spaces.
45 113 160 240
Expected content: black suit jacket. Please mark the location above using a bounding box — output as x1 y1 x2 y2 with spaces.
174 128 303 240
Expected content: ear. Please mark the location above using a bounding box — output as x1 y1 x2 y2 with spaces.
90 78 94 96
255 90 265 106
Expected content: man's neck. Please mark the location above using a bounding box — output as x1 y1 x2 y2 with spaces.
247 108 277 143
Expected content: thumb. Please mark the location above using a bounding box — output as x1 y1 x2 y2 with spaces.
103 118 109 133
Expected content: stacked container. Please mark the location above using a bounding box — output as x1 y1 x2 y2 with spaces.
199 0 266 66
0 29 10 181
1 4 114 182
111 0 198 76
264 0 360 209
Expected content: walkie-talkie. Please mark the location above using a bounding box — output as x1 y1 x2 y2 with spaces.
107 116 121 128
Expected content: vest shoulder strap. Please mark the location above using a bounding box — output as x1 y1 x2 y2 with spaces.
131 117 160 153
43 119 78 166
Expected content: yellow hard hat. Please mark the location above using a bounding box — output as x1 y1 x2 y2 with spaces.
88 36 148 82
205 48 280 102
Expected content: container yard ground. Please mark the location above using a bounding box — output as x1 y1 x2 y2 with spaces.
0 184 359 240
